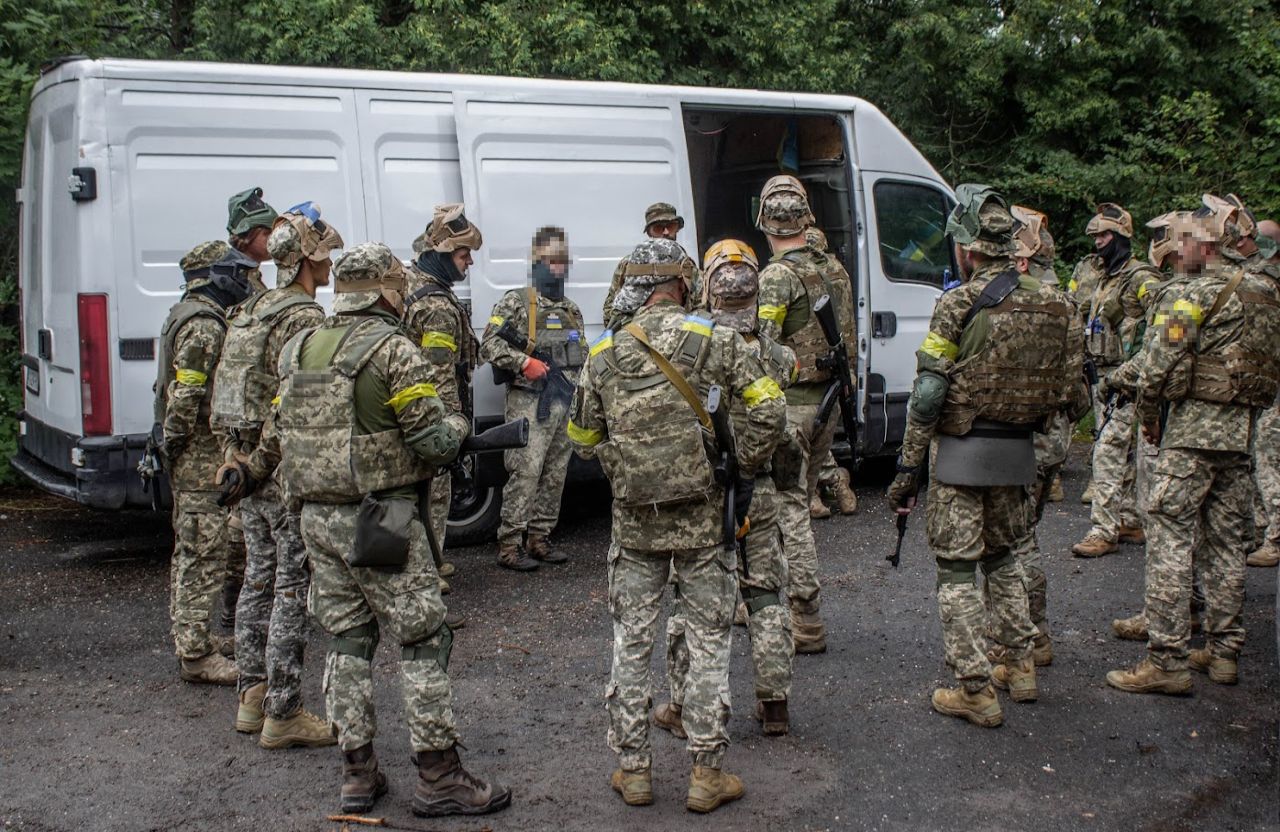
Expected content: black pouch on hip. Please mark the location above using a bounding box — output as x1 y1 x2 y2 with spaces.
351 494 415 571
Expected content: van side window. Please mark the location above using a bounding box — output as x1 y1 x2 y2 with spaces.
873 181 954 287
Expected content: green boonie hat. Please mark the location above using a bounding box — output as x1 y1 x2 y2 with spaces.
227 187 278 236
644 202 684 231
946 184 1014 256
180 240 232 279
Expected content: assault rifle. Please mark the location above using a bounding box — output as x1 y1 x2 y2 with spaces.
889 456 926 569
447 417 530 503
1082 358 1100 438
494 319 576 423
812 294 859 462
706 385 748 577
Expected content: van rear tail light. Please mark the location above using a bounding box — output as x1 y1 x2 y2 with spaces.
77 293 112 436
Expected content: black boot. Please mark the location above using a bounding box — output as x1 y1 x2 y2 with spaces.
219 579 242 630
341 743 388 813
412 744 512 817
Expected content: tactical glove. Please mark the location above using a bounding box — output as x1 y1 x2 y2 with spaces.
886 466 919 511
215 458 258 507
733 475 755 531
522 357 549 381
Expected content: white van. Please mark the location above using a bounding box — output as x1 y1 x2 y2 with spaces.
15 57 952 543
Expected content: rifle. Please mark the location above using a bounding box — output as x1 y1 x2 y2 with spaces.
494 319 576 423
889 456 926 569
812 294 859 460
706 385 748 578
446 417 530 503
1082 358 1100 438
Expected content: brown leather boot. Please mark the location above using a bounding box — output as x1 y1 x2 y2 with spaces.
931 685 1002 727
1112 613 1147 640
1032 633 1053 667
754 699 789 735
832 468 858 514
1247 541 1280 567
653 702 687 739
686 766 744 813
497 542 538 572
992 657 1038 702
341 744 388 814
526 534 568 564
1071 532 1118 558
180 652 238 685
809 493 832 519
610 767 653 806
1189 649 1238 684
1117 526 1146 545
790 599 827 654
260 707 337 749
1046 474 1065 503
210 632 236 659
1105 658 1192 695
234 681 266 733
412 745 512 817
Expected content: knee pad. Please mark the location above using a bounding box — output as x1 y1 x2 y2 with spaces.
332 621 380 662
402 623 453 672
980 550 1016 576
740 586 781 617
936 558 978 587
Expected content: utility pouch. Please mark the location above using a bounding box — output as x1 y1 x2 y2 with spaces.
350 494 415 571
770 429 804 492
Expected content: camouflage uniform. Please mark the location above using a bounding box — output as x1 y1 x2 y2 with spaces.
569 240 786 775
602 201 699 323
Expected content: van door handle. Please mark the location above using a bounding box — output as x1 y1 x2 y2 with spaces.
872 311 897 338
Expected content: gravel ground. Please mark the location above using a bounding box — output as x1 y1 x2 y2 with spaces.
1 447 1276 832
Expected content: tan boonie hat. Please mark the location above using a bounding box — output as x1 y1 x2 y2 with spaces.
643 202 684 231
531 226 569 263
332 242 407 314
423 203 483 253
1085 203 1133 238
756 175 815 236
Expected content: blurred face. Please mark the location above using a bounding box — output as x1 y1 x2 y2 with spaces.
451 247 474 275
647 221 680 240
242 226 271 262
1092 230 1114 251
547 257 569 279
1177 236 1215 273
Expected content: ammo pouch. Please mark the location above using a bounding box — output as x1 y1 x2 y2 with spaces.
770 428 804 492
935 419 1035 487
351 494 416 571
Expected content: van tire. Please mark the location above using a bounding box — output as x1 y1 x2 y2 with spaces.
446 483 502 547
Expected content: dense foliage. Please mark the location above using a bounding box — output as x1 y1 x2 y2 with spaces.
2 0 1277 481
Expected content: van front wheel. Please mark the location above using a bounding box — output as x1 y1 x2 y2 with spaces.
446 481 502 547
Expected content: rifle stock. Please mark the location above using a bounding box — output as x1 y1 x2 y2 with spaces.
812 294 859 459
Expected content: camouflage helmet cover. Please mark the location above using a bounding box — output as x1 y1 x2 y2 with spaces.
946 184 1014 256
180 240 232 287
804 226 829 252
756 174 814 236
267 202 344 287
704 239 760 334
611 238 691 314
422 203 483 253
643 202 684 231
1085 202 1134 238
226 187 278 236
331 242 408 314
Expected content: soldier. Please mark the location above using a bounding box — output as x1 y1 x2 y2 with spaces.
602 202 700 322
654 240 796 740
154 241 257 684
273 242 510 817
218 187 278 630
568 238 786 812
754 175 855 653
403 205 484 592
986 206 1086 668
1070 203 1159 557
1106 209 1280 693
1250 218 1280 568
803 226 859 520
480 227 585 570
887 185 1075 728
212 203 340 748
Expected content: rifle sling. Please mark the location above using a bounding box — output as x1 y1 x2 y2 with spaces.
622 322 712 430
961 269 1021 330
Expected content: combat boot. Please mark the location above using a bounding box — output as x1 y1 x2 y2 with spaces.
438 577 451 596
809 493 831 520
497 542 538 572
653 702 687 739
1247 541 1280 568
1071 532 1118 558
1112 613 1147 641
930 685 1002 728
1189 649 1238 685
1080 481 1095 504
411 745 512 817
1117 525 1146 545
260 707 337 749
526 534 568 564
180 652 238 686
1032 633 1053 667
734 601 748 627
1105 658 1192 695
992 657 1038 702
832 469 858 515
439 561 457 577
235 681 267 733
790 599 827 654
1047 474 1065 503
610 767 653 806
210 632 236 659
754 698 789 735
219 578 241 630
340 743 388 814
686 766 744 814
445 610 466 630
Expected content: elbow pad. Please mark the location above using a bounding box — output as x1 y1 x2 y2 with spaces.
908 370 949 425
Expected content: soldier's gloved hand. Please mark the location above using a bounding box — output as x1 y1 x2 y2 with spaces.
522 357 549 381
215 457 257 507
409 413 470 467
887 464 919 512
733 475 755 531
1097 372 1114 400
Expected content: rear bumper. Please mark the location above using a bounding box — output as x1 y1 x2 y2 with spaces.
13 413 166 510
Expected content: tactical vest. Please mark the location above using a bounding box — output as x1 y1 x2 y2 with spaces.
509 287 585 392
276 318 436 503
776 249 838 384
1082 258 1157 366
939 273 1074 435
153 298 226 425
1176 274 1280 407
211 290 319 430
406 269 479 371
587 313 718 508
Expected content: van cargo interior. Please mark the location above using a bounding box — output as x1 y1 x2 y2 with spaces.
682 109 854 298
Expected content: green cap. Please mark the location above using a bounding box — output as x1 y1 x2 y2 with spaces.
226 187 278 236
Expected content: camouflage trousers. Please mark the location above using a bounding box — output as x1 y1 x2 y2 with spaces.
667 479 793 704
499 389 573 545
169 490 229 660
608 543 735 771
1144 448 1251 669
236 481 310 719
426 473 450 566
1253 404 1280 547
927 456 1037 692
227 506 247 584
1088 390 1140 540
302 500 457 753
815 450 841 492
778 403 835 604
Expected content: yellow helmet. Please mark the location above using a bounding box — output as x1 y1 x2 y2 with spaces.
702 238 759 278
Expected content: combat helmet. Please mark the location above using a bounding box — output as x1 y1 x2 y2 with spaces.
756 175 815 236
180 240 257 307
704 239 760 334
611 238 689 314
1085 203 1133 238
414 204 483 255
332 242 409 315
226 187 278 237
1200 193 1278 261
946 184 1014 257
268 201 344 287
1146 211 1195 269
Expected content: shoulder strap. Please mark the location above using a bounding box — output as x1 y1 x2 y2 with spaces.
334 319 399 377
407 281 449 307
961 269 1021 330
258 292 318 321
622 322 712 430
1203 270 1246 328
780 251 807 267
525 287 538 342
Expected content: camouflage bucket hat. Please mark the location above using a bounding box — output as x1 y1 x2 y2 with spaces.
268 202 344 286
612 238 689 314
1084 203 1133 238
531 226 569 264
804 226 829 252
226 187 278 236
332 242 407 314
643 202 684 231
425 203 483 253
756 174 814 236
946 184 1014 256
180 240 233 287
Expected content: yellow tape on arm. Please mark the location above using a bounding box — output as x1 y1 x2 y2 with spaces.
742 376 783 407
488 315 504 327
919 331 959 361
175 369 208 386
385 382 439 414
757 304 787 325
567 420 603 446
1171 299 1204 324
421 331 458 351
